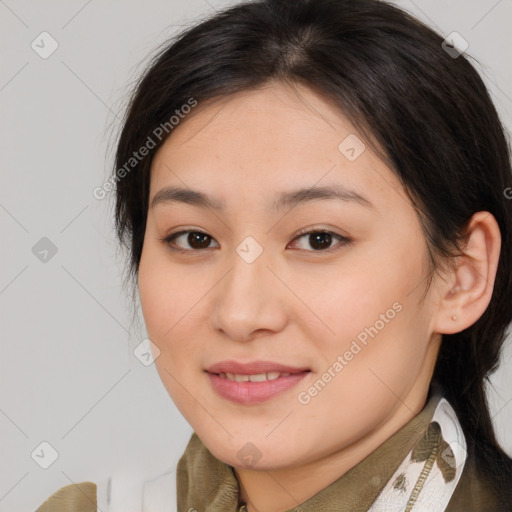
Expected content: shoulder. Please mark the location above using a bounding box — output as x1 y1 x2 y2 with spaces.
447 442 512 511
35 482 98 512
35 468 177 512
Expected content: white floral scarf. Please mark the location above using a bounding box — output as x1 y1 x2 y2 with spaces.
367 398 467 511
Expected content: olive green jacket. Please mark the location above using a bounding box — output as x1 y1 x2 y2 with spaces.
35 388 512 512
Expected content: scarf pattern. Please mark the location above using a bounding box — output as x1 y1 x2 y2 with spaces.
367 398 467 512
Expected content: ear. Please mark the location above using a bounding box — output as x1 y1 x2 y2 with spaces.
433 211 501 335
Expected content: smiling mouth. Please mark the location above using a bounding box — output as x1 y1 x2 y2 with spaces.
206 369 311 404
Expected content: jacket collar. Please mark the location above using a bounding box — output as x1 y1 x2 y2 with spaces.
176 385 465 511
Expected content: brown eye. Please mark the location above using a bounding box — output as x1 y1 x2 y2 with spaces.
289 230 351 252
164 230 218 252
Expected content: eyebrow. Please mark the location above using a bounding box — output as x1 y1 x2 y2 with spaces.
151 184 375 212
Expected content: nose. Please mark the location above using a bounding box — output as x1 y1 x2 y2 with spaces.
209 247 289 342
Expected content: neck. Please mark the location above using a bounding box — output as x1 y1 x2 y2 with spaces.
235 388 429 512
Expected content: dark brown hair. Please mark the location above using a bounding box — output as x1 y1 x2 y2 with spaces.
112 0 512 485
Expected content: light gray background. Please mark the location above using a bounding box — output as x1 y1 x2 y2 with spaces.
1 1 511 511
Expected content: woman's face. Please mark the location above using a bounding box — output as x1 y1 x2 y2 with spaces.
138 82 444 470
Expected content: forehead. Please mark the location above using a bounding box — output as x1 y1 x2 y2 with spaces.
156 82 355 153
149 83 405 214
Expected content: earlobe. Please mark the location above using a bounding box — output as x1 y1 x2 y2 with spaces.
434 211 501 335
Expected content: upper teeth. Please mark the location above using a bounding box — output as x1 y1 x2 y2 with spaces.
218 371 291 382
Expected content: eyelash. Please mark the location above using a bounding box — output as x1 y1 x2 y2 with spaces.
161 227 352 255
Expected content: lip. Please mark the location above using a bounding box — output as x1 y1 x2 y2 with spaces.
206 372 310 404
205 360 310 375
205 360 311 405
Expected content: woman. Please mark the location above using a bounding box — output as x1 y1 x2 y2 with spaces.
36 0 512 510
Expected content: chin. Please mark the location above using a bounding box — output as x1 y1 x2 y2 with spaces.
201 433 299 471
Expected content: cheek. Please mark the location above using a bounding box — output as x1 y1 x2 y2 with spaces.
294 241 428 372
290 263 398 343
137 243 210 396
138 249 205 413
138 244 194 339
137 259 167 340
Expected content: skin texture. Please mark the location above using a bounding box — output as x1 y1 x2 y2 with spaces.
137 82 501 512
